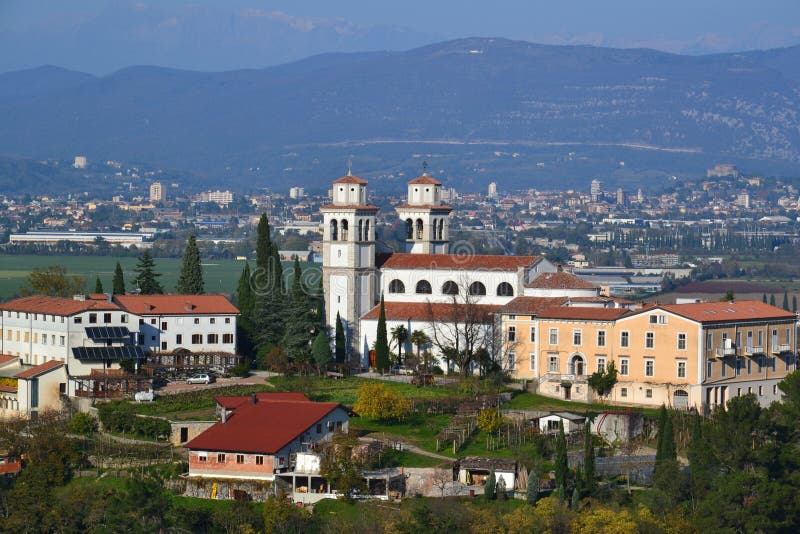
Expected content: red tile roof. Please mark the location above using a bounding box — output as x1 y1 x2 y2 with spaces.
186 399 344 454
656 300 797 324
216 392 310 410
535 307 631 321
114 294 239 316
361 301 501 321
526 272 597 290
381 253 543 271
333 174 368 185
407 174 442 185
0 354 18 366
498 296 569 315
14 360 64 379
0 296 119 316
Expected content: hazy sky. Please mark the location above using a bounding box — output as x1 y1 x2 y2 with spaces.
2 0 800 73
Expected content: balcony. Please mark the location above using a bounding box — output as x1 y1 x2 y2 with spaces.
745 346 764 356
715 347 736 358
773 344 792 355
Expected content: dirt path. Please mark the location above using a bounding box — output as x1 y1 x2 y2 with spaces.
358 435 454 462
157 371 277 396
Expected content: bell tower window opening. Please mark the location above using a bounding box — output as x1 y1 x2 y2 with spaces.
330 219 338 241
340 219 349 241
416 219 424 240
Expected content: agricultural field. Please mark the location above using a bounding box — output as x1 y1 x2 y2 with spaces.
0 254 315 299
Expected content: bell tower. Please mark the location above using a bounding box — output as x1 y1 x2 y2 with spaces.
322 172 378 357
395 172 452 254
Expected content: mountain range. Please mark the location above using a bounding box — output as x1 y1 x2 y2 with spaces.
1 38 799 194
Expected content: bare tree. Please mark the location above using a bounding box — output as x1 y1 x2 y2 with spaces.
431 468 452 498
425 276 495 377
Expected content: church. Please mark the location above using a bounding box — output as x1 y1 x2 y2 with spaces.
321 172 623 370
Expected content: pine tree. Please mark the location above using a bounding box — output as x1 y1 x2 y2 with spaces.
284 259 313 362
335 312 346 364
555 420 568 500
176 234 204 294
112 262 125 295
782 291 789 311
94 276 103 294
525 469 539 504
133 251 163 294
484 469 496 501
312 331 332 374
374 294 390 373
583 421 595 493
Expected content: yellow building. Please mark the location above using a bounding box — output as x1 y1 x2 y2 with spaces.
503 300 798 410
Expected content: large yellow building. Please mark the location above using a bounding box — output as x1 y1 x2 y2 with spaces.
503 299 797 410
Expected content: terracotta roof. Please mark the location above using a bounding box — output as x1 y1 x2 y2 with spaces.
656 300 797 324
526 272 598 290
333 174 368 185
381 253 543 271
216 392 310 410
498 296 569 315
186 399 344 454
0 355 18 366
361 301 501 321
14 360 64 380
408 174 442 185
320 204 379 211
535 307 631 321
0 384 16 393
0 296 119 316
114 294 239 316
395 204 453 211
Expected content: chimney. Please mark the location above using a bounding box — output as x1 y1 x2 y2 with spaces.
251 393 258 405
73 294 86 301
105 292 113 303
221 409 227 424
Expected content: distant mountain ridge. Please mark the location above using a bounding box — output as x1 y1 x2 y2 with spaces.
1 38 799 193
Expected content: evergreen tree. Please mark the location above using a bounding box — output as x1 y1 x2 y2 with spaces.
655 405 668 460
176 234 204 294
236 262 255 318
284 259 313 363
94 276 103 294
484 469 496 501
555 420 568 500
688 411 713 501
571 487 580 510
374 294 390 373
661 411 676 461
525 469 539 504
312 331 332 374
311 274 326 337
132 251 163 294
112 262 125 295
770 294 776 306
782 291 789 311
256 214 271 271
653 407 681 503
583 421 595 493
794 295 798 312
762 293 767 304
253 232 286 349
334 312 346 364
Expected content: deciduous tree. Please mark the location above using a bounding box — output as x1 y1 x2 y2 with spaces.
20 265 86 297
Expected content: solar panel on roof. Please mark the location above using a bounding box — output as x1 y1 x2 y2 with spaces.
85 326 131 340
72 346 144 360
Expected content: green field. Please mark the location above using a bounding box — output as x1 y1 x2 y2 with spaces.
0 254 313 300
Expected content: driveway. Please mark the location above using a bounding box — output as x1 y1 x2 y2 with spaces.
157 370 277 395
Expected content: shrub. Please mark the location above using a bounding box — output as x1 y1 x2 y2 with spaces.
230 363 250 378
477 407 502 434
98 401 136 433
353 383 412 421
70 412 98 435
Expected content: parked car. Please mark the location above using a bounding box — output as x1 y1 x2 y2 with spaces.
187 373 215 385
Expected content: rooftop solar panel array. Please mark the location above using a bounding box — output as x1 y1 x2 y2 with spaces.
72 346 144 360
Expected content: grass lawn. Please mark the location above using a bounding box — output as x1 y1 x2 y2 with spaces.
171 495 262 514
130 384 274 419
351 414 451 448
393 450 450 468
267 376 459 406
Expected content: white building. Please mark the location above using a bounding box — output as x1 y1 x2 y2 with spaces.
487 182 498 199
289 187 305 199
73 156 87 169
198 190 234 206
150 181 164 203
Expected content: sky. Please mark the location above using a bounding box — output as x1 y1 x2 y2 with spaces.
2 0 800 73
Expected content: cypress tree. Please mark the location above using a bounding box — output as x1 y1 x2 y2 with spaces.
112 261 125 295
555 420 568 500
176 234 204 294
374 294 390 373
256 213 271 271
94 276 103 294
335 312 346 364
236 262 255 318
661 411 676 461
311 274 326 337
484 469 496 501
284 259 313 362
583 421 595 493
312 331 332 374
571 487 580 510
656 405 667 460
793 295 797 312
526 469 539 504
252 230 286 349
762 293 767 304
133 250 163 295
782 291 789 311
770 294 776 306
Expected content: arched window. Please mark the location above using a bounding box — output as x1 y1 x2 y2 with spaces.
438 219 445 240
405 218 413 240
569 354 585 376
388 279 405 293
442 281 459 295
357 219 363 241
469 281 486 296
364 219 371 241
330 219 338 241
416 219 424 240
497 282 514 297
340 219 349 241
416 280 432 294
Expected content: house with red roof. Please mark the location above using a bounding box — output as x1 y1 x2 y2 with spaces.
185 393 349 481
0 357 67 418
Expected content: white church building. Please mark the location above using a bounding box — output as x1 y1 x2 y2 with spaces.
322 172 591 369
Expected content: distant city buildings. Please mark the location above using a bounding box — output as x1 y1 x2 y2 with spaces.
73 156 87 169
150 181 164 203
590 179 602 202
707 163 739 179
487 181 498 199
289 187 305 199
197 190 234 206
